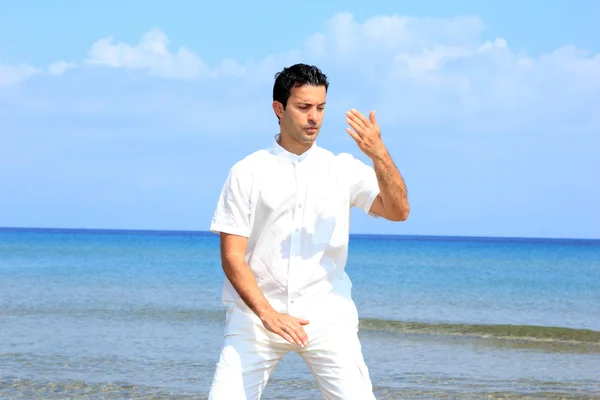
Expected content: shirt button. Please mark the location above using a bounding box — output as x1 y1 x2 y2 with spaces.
298 204 303 208
290 300 295 304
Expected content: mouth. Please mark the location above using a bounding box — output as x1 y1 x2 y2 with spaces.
305 127 318 133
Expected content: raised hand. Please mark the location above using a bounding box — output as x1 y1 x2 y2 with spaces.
259 310 309 347
345 108 387 160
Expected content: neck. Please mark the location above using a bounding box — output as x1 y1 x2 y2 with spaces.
278 132 313 155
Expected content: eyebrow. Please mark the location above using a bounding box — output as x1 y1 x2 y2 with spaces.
296 102 327 106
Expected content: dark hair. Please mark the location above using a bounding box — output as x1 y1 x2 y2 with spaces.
273 63 329 109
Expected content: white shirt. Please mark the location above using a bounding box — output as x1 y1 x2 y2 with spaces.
210 134 380 315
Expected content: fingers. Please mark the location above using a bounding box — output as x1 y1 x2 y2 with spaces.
346 118 363 137
279 325 298 346
348 108 370 126
290 317 310 346
279 322 308 347
282 325 306 347
369 110 377 125
346 109 378 141
346 109 366 142
346 110 366 133
346 127 362 143
263 313 310 347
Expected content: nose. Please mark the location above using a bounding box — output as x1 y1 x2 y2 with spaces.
308 108 318 123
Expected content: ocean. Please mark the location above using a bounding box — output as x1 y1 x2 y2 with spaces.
1 228 599 399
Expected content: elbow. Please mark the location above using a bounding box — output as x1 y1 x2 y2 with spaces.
390 203 410 222
395 211 410 222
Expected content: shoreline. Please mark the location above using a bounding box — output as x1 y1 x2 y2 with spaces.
2 226 599 243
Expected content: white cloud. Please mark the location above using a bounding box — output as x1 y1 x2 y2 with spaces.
85 29 209 79
0 12 598 134
302 13 486 60
48 61 76 76
289 13 599 131
1 12 598 238
0 61 74 86
0 63 39 86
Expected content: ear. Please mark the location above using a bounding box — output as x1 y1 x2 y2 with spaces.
272 101 284 120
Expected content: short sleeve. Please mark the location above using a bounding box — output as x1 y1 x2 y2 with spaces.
345 154 380 217
210 164 251 237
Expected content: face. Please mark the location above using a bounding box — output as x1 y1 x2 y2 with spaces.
273 84 327 146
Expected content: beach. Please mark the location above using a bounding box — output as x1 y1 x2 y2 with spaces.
1 228 599 399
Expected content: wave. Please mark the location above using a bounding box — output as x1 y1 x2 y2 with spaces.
0 377 189 400
3 376 598 400
359 318 600 344
5 305 599 345
0 306 226 322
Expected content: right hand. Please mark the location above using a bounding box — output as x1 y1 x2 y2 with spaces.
259 310 310 347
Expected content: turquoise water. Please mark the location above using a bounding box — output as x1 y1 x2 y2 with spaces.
1 228 599 399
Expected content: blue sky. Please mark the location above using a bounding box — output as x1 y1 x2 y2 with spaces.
1 0 599 239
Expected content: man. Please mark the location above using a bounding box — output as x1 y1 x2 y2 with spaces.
208 63 409 399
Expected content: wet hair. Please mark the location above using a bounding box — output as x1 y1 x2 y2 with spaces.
273 63 329 111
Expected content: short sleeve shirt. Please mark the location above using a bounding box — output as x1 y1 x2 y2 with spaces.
210 134 380 313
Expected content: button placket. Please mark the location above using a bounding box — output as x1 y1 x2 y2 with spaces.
288 160 306 310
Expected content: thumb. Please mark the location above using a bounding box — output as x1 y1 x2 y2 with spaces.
369 110 377 125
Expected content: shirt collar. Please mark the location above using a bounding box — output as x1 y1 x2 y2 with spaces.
272 133 317 163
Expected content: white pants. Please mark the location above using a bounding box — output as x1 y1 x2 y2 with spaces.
208 291 376 399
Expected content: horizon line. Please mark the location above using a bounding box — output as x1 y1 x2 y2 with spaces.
1 226 598 243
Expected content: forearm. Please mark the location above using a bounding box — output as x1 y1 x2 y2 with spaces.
218 233 309 346
222 256 274 318
372 148 410 220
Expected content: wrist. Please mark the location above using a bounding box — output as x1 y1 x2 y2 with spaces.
254 302 276 320
370 146 389 163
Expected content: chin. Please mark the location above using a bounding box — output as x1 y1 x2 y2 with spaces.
301 130 320 142
299 136 317 144
288 128 319 144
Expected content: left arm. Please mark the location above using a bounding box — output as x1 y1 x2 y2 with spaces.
346 108 410 221
370 148 410 221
